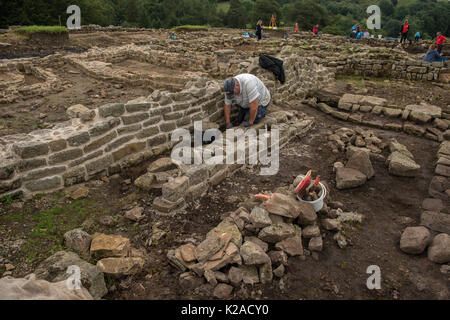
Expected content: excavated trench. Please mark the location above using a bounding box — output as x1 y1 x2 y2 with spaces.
0 29 449 300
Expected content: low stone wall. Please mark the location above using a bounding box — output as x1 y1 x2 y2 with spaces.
0 53 332 200
324 54 448 82
0 64 63 104
153 112 315 214
307 93 450 141
0 78 222 199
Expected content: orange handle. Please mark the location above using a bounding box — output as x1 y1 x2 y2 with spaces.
255 194 270 201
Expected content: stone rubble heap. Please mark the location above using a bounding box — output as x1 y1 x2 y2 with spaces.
168 175 362 299
327 126 387 158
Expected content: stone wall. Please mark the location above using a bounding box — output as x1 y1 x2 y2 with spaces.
0 53 332 199
153 112 315 214
307 93 449 141
324 53 448 82
0 61 64 104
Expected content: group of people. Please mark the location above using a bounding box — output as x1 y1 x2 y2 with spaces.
255 19 321 40
397 19 447 63
350 24 370 39
226 20 447 130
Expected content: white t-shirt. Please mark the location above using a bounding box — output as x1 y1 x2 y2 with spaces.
224 74 271 109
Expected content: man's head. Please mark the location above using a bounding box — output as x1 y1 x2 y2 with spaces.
224 78 240 100
430 44 437 50
437 32 442 37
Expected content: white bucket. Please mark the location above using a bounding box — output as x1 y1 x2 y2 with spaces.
295 175 327 212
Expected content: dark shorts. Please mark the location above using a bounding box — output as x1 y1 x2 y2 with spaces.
237 103 269 124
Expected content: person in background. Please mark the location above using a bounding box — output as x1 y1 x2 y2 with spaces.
295 23 299 32
363 30 370 38
256 19 263 41
313 24 319 35
414 31 422 42
422 44 448 63
356 29 363 39
350 25 357 39
436 32 447 54
269 14 277 28
399 19 409 44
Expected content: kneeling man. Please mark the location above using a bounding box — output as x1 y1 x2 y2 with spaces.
223 74 271 129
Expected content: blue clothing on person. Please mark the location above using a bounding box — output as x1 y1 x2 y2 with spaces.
422 50 447 63
356 32 363 39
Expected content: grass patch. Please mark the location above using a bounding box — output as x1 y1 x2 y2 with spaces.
0 194 15 205
13 26 68 36
171 25 209 32
13 26 68 40
336 74 390 87
0 198 104 264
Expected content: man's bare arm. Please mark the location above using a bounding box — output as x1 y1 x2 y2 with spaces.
224 103 232 124
248 99 258 124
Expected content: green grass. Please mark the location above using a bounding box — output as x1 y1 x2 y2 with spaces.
14 26 67 36
0 197 104 263
171 25 209 32
23 199 95 262
13 25 68 36
0 194 15 205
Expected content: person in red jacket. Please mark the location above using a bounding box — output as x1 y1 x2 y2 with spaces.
295 23 299 32
436 32 447 54
313 24 319 35
399 19 409 44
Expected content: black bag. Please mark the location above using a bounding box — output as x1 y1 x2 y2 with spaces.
259 54 286 84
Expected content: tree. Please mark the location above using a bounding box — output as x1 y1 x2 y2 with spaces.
379 0 395 17
282 0 329 30
226 0 245 28
253 0 280 26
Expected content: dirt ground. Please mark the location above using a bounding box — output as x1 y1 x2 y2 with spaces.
0 30 448 300
1 91 447 300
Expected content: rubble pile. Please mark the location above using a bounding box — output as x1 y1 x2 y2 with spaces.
327 126 388 158
167 175 363 298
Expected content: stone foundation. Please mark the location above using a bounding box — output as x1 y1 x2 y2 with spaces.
307 93 449 141
0 52 331 199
